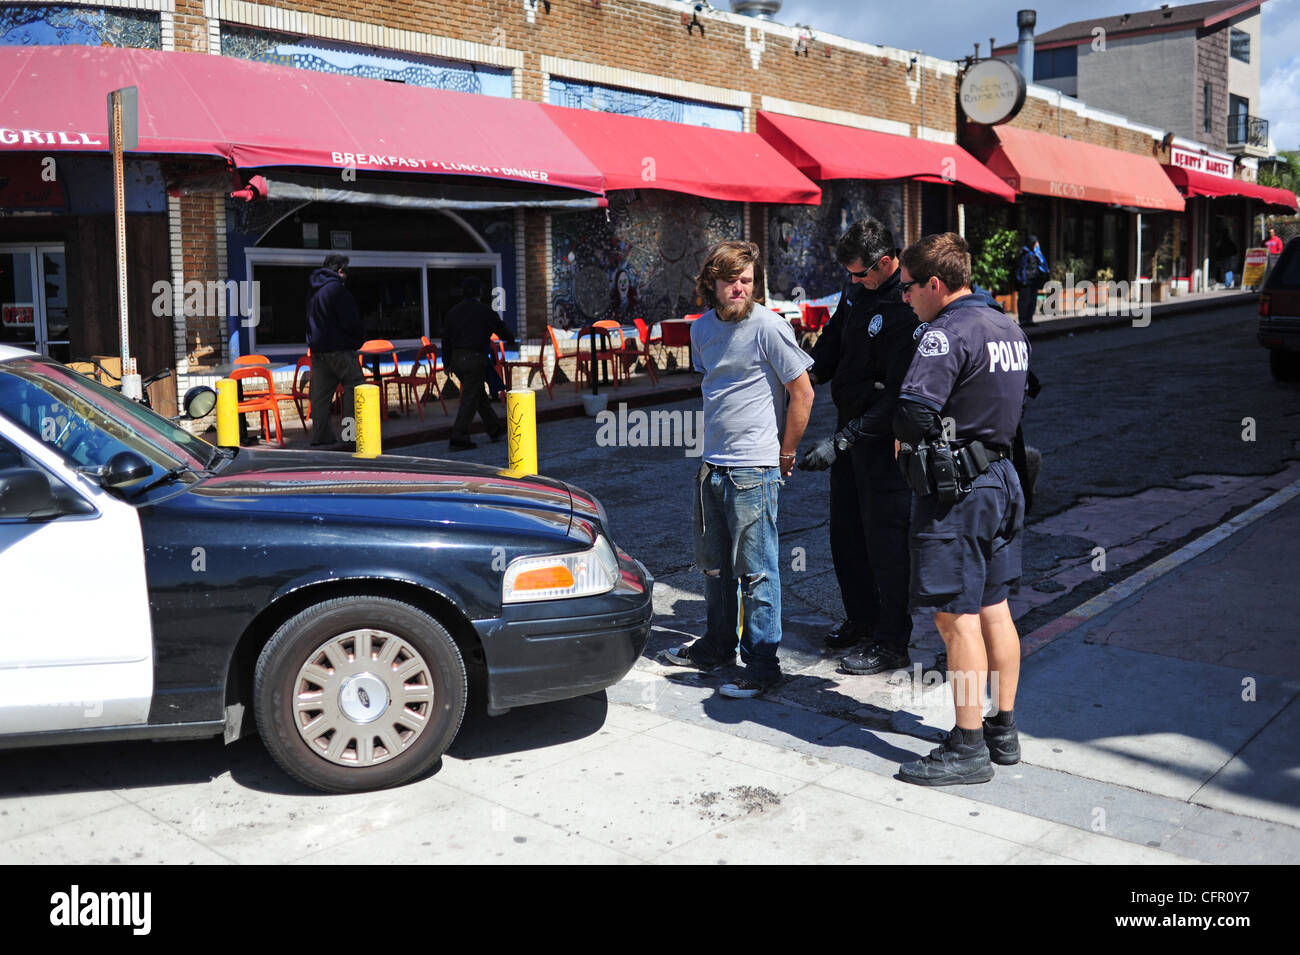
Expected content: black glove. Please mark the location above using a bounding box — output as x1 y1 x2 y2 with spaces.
799 437 837 471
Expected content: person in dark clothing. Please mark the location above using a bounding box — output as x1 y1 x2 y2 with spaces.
443 277 514 450
305 253 365 446
798 218 917 675
1014 235 1049 327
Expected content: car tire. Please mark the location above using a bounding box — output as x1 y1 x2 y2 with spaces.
254 596 467 794
1269 350 1300 382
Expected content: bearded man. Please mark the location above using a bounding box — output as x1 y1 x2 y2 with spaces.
660 240 815 697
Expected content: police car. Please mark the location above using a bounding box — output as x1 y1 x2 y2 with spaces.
1259 235 1300 381
0 346 652 793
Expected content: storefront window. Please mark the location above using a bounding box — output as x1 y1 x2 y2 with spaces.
0 245 68 362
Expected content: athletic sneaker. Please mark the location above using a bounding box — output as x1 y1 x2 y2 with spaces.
898 732 994 786
983 717 1021 765
719 677 779 699
659 643 734 672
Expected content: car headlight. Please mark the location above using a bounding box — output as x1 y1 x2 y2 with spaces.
502 535 619 604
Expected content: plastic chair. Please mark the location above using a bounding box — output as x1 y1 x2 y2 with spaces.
497 334 553 399
390 344 447 420
798 303 831 347
230 365 285 447
630 318 661 385
592 320 632 386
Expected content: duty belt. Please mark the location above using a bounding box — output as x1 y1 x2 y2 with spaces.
952 441 1009 482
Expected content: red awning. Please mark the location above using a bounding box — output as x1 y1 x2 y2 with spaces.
756 111 1016 202
980 125 1184 211
541 104 821 205
1162 165 1297 212
0 45 604 195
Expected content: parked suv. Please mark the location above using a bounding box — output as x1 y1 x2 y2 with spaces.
1259 236 1300 381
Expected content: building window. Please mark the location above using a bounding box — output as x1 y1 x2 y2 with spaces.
1204 82 1212 133
0 5 160 49
1033 46 1077 81
1230 28 1250 63
1228 94 1250 144
548 78 744 130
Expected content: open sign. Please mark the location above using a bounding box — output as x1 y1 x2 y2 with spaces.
2 304 34 328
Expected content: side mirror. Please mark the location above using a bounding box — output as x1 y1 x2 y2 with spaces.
79 450 152 489
0 467 58 519
182 385 218 420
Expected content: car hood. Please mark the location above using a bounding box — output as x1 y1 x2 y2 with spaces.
184 448 576 528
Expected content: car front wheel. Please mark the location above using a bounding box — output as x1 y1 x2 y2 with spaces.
254 596 467 794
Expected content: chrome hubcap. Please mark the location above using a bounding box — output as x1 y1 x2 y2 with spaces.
292 629 434 767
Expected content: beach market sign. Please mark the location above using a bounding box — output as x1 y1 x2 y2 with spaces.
1169 145 1233 179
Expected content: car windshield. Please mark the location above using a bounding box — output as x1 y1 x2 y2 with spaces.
0 356 216 473
1268 244 1300 289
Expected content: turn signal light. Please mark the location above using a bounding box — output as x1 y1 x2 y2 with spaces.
514 565 576 591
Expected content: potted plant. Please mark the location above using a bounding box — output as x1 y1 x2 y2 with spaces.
1093 267 1114 307
969 227 1020 312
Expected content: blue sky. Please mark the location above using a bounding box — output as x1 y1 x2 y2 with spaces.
772 0 1300 151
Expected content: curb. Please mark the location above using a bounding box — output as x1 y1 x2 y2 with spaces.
1020 476 1300 657
1020 291 1256 341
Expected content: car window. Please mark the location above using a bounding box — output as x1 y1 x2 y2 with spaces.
0 431 95 519
1268 243 1300 290
0 358 212 473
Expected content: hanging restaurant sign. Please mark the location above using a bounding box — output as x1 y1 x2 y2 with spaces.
959 59 1026 126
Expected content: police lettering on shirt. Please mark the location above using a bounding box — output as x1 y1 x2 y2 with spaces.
899 294 1031 449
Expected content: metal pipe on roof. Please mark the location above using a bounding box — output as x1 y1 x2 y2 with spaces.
1017 9 1036 81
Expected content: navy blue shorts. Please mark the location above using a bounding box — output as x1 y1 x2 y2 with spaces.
908 458 1025 614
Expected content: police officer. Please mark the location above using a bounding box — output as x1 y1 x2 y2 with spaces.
799 219 917 676
892 232 1029 786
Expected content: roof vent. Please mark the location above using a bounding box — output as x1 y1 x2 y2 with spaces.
731 0 782 19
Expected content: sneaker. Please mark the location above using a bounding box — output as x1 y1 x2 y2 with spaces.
840 644 911 675
448 437 476 451
983 717 1021 765
824 619 867 649
659 643 734 672
898 732 994 786
719 677 778 699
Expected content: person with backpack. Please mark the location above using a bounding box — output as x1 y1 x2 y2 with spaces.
1014 235 1050 327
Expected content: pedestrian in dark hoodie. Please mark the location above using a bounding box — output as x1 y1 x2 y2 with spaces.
305 253 365 446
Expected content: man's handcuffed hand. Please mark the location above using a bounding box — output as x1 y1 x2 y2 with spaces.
798 437 837 471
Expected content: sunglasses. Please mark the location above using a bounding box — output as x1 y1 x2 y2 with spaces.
899 279 919 293
847 260 879 279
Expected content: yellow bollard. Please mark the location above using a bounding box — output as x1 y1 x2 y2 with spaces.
354 383 382 458
215 378 239 448
506 389 537 475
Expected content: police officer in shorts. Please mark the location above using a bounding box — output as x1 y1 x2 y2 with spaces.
892 233 1030 786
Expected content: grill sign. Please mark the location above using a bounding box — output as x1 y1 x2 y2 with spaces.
959 60 1026 126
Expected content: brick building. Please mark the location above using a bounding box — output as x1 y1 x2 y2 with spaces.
0 0 1294 409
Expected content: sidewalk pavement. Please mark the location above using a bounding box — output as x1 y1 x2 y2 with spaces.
1 482 1295 864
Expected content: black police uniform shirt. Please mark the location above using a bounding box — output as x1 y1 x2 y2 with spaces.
809 269 915 430
898 293 1030 450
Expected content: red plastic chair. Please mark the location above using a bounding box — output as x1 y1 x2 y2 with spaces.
390 344 447 420
799 303 831 347
497 334 553 399
630 318 661 385
574 324 622 391
230 365 285 447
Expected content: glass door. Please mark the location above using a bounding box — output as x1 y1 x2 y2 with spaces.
0 244 68 360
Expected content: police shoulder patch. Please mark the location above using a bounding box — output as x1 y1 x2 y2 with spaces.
913 321 930 341
868 314 883 337
917 328 949 356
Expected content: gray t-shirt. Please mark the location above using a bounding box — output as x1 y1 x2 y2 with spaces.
692 303 814 467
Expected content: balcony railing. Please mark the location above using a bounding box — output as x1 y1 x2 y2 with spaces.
1228 114 1269 149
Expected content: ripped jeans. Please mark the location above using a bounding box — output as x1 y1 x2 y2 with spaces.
691 463 784 682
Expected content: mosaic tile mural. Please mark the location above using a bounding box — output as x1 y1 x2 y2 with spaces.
551 192 743 330
549 78 743 131
767 180 904 301
0 5 160 48
221 25 512 97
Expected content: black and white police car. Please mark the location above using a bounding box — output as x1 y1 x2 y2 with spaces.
0 346 652 793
